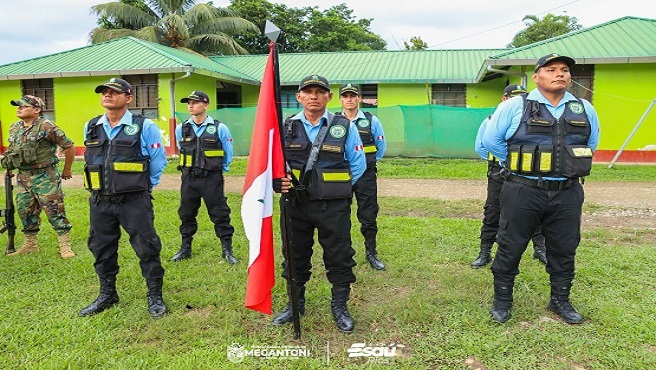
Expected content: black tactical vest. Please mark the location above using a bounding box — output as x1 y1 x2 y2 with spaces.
83 114 150 195
337 111 377 168
178 120 224 171
507 96 593 178
284 114 353 200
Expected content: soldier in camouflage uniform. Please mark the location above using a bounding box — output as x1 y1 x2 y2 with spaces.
2 95 75 258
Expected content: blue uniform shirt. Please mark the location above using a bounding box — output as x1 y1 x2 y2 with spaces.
175 115 233 172
482 90 600 180
474 116 491 160
83 110 167 187
350 110 387 162
290 110 366 184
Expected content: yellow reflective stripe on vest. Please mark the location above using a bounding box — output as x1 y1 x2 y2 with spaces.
521 152 533 172
291 168 301 187
509 152 519 171
203 150 225 158
179 154 193 167
539 152 552 172
85 171 101 190
322 172 351 182
113 162 145 172
363 145 377 154
572 147 593 157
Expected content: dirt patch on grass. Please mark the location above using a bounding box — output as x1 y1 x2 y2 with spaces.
64 175 655 230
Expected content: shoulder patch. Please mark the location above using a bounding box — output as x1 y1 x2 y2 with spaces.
123 123 140 136
329 125 346 139
569 102 584 114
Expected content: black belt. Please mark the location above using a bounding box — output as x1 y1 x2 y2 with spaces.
507 174 577 190
94 191 147 204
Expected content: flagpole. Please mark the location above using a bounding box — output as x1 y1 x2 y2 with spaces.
266 21 302 340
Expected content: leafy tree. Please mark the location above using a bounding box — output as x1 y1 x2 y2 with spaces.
404 36 428 50
508 13 583 48
229 0 386 53
228 0 311 54
90 0 259 55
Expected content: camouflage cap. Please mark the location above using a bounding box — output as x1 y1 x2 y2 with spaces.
94 77 133 95
10 95 45 108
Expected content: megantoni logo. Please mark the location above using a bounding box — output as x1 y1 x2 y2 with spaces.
357 119 370 128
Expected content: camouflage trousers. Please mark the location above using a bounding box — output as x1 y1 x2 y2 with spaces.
16 166 72 236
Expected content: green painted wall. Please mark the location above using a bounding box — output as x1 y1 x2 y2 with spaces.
241 84 260 108
0 80 22 146
379 84 430 107
593 63 656 150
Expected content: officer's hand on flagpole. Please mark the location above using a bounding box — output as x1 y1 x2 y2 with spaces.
273 175 292 193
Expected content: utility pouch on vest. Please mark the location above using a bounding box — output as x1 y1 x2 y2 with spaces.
312 168 352 200
111 161 149 194
178 153 194 169
526 117 554 135
113 140 139 156
520 146 536 174
563 145 593 178
84 164 103 191
564 117 589 134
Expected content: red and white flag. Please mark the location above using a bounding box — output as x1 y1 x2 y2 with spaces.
242 43 285 314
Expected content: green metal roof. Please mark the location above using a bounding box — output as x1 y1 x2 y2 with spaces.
211 49 508 85
488 16 656 67
0 37 259 84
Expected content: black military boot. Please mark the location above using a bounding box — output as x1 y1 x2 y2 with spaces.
365 241 385 270
146 278 167 318
471 243 493 268
489 282 513 323
79 277 119 317
171 238 192 262
221 239 238 265
532 234 547 265
548 283 583 324
331 285 354 333
272 285 306 325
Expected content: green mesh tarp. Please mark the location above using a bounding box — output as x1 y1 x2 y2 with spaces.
175 104 495 158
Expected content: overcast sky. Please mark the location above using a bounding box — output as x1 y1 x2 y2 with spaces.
0 0 653 65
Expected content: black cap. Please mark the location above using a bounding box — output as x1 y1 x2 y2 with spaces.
534 53 576 72
339 83 361 96
298 75 330 92
95 77 133 95
180 91 210 103
502 84 527 97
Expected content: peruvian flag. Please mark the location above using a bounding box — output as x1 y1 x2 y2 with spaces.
242 43 285 314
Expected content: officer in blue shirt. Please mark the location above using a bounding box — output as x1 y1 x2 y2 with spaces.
472 85 547 268
272 75 366 333
171 91 237 265
338 83 387 270
483 54 600 324
80 77 168 318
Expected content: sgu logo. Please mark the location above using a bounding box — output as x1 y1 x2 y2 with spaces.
347 342 401 358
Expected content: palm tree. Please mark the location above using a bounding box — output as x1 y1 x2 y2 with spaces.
90 0 259 55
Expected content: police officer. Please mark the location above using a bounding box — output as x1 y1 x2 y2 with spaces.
472 85 547 268
171 91 237 264
272 75 366 333
483 54 600 324
337 83 387 270
79 78 168 318
3 95 75 258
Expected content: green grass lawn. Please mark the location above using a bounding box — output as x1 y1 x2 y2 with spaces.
1 159 654 369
